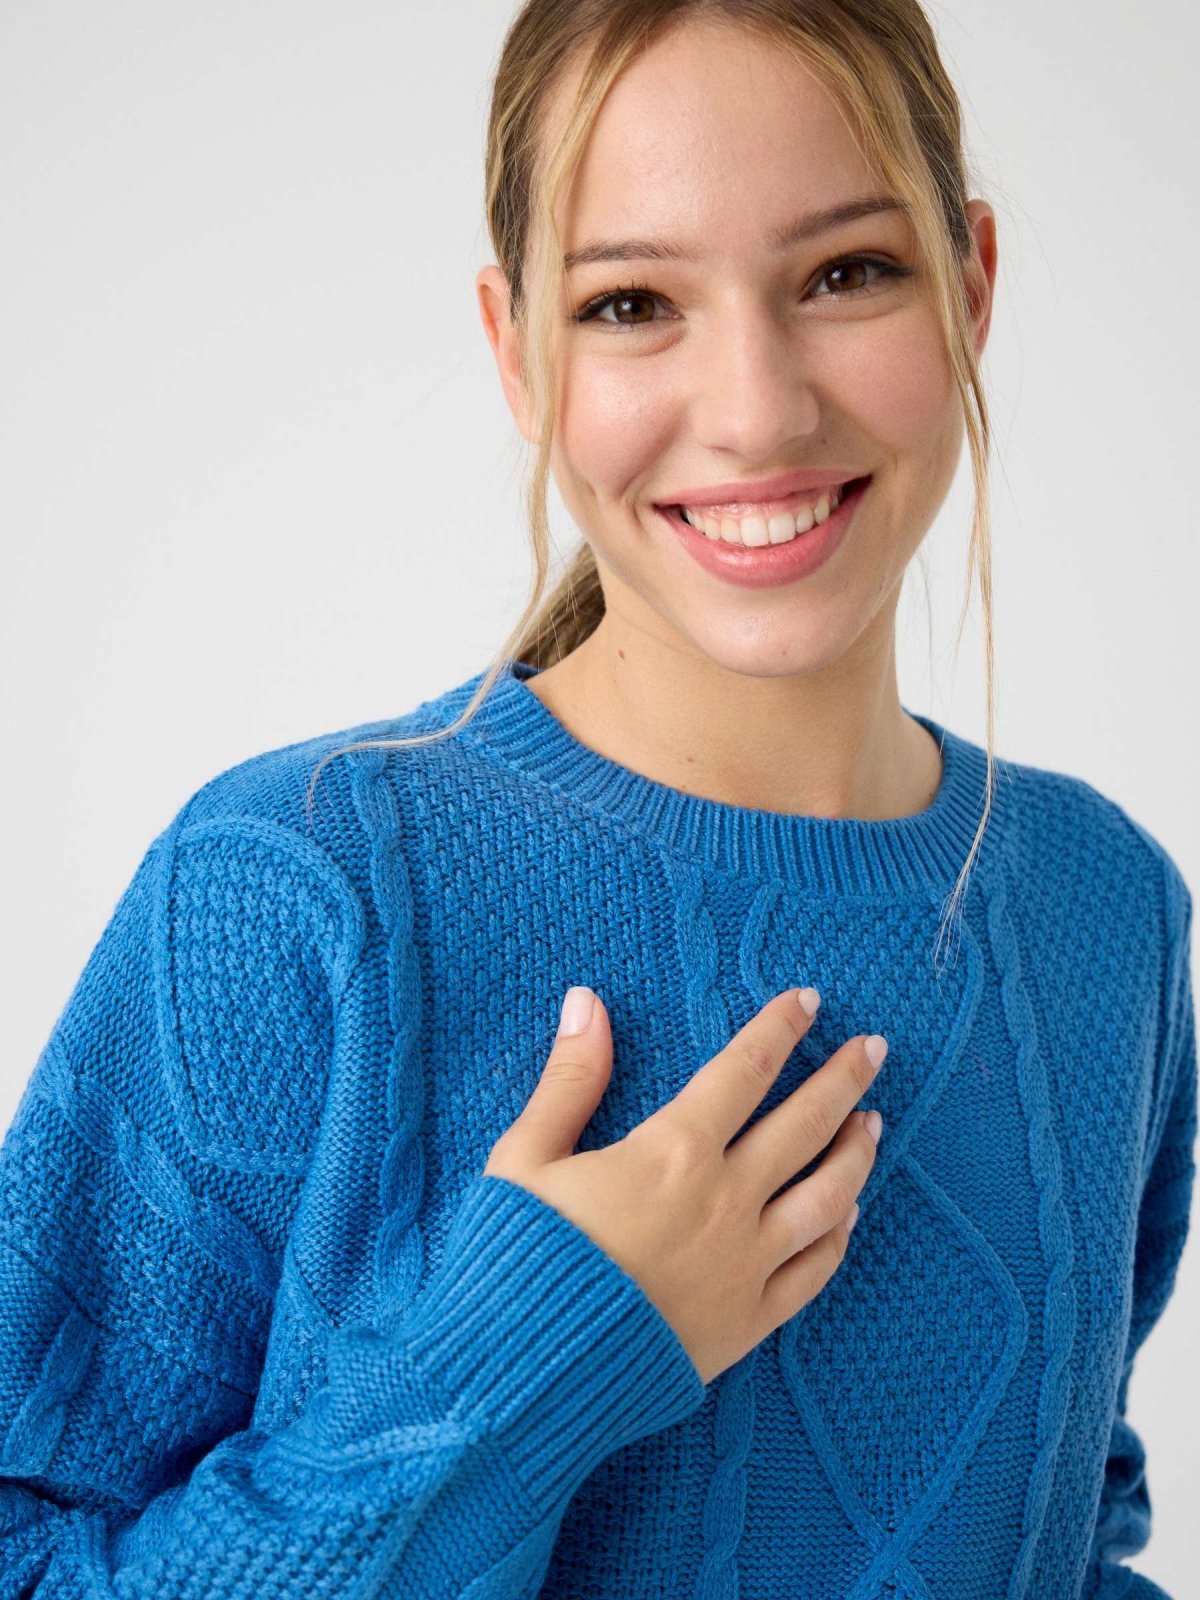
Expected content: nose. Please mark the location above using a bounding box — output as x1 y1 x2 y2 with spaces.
686 298 821 463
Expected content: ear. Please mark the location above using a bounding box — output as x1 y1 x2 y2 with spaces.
962 199 998 360
476 265 536 442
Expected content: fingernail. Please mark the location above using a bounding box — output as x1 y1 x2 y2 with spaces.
556 986 595 1039
864 1035 888 1070
865 1109 883 1144
847 1202 860 1232
796 987 820 1017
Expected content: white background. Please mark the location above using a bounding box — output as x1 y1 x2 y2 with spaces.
1 0 1197 1584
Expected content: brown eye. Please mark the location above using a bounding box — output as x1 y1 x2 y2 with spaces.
811 255 911 301
608 292 656 323
573 283 667 327
825 260 872 294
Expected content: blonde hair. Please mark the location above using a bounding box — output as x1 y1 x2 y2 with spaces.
306 0 996 970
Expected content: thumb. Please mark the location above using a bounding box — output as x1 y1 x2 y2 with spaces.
512 987 613 1164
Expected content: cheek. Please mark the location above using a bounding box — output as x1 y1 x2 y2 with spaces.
844 311 957 458
558 358 674 497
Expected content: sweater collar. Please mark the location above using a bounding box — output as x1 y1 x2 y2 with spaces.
458 656 1003 897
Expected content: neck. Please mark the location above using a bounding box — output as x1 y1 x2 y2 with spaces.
523 611 943 823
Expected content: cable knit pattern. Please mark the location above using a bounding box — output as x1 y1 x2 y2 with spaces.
985 846 1079 1597
0 657 1193 1599
31 1035 280 1304
347 746 428 1319
661 854 759 1599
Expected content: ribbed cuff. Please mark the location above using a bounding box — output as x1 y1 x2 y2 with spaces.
317 1173 708 1512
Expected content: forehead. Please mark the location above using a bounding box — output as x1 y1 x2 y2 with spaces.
543 19 881 249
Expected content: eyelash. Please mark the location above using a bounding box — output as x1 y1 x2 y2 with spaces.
570 254 914 327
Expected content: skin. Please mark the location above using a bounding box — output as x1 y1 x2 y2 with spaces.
477 17 997 823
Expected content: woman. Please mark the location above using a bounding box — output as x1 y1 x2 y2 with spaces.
0 2 1192 1596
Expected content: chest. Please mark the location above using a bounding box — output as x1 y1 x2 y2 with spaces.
254 850 1159 1597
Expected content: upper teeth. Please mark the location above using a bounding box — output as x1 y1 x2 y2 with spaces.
680 484 845 545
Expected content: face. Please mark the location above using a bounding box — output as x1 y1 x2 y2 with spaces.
477 19 996 682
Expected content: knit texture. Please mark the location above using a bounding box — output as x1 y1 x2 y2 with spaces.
0 657 1193 1599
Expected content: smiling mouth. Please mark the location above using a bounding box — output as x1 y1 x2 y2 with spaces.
667 475 871 547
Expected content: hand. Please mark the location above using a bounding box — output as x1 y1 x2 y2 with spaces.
483 985 885 1386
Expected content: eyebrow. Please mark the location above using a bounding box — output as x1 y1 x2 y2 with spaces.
562 194 909 271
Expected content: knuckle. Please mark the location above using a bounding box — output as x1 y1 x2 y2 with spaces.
543 1053 592 1089
632 1113 711 1178
793 1095 835 1154
739 1036 780 1087
823 1171 856 1223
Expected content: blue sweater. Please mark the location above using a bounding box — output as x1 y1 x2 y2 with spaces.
0 657 1193 1599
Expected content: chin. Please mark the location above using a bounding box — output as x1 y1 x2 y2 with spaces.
676 619 861 682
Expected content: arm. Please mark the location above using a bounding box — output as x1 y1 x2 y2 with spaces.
0 812 707 1599
1086 865 1196 1599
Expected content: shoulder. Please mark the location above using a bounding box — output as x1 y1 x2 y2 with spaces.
177 712 415 836
140 685 478 1170
153 671 488 966
174 669 486 840
992 743 1191 951
158 718 394 986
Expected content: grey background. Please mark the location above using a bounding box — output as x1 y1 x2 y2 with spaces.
1 0 1197 1583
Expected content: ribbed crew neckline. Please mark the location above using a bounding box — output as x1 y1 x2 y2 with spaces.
458 657 999 897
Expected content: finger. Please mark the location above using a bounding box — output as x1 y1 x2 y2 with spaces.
492 989 614 1167
727 1031 886 1204
754 1207 855 1341
667 988 821 1152
756 1109 878 1275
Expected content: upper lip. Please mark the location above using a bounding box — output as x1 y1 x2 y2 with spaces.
654 467 868 510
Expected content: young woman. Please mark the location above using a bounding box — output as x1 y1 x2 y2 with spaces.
0 2 1192 1597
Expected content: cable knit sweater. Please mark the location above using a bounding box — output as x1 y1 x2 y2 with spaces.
0 656 1194 1600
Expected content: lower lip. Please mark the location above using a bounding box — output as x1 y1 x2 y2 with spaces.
657 476 871 590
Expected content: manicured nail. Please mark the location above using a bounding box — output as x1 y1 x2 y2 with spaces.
865 1109 883 1144
864 1035 888 1069
557 986 595 1038
797 987 820 1017
847 1202 860 1232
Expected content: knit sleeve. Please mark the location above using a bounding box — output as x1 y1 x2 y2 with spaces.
1085 862 1196 1600
0 808 707 1598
